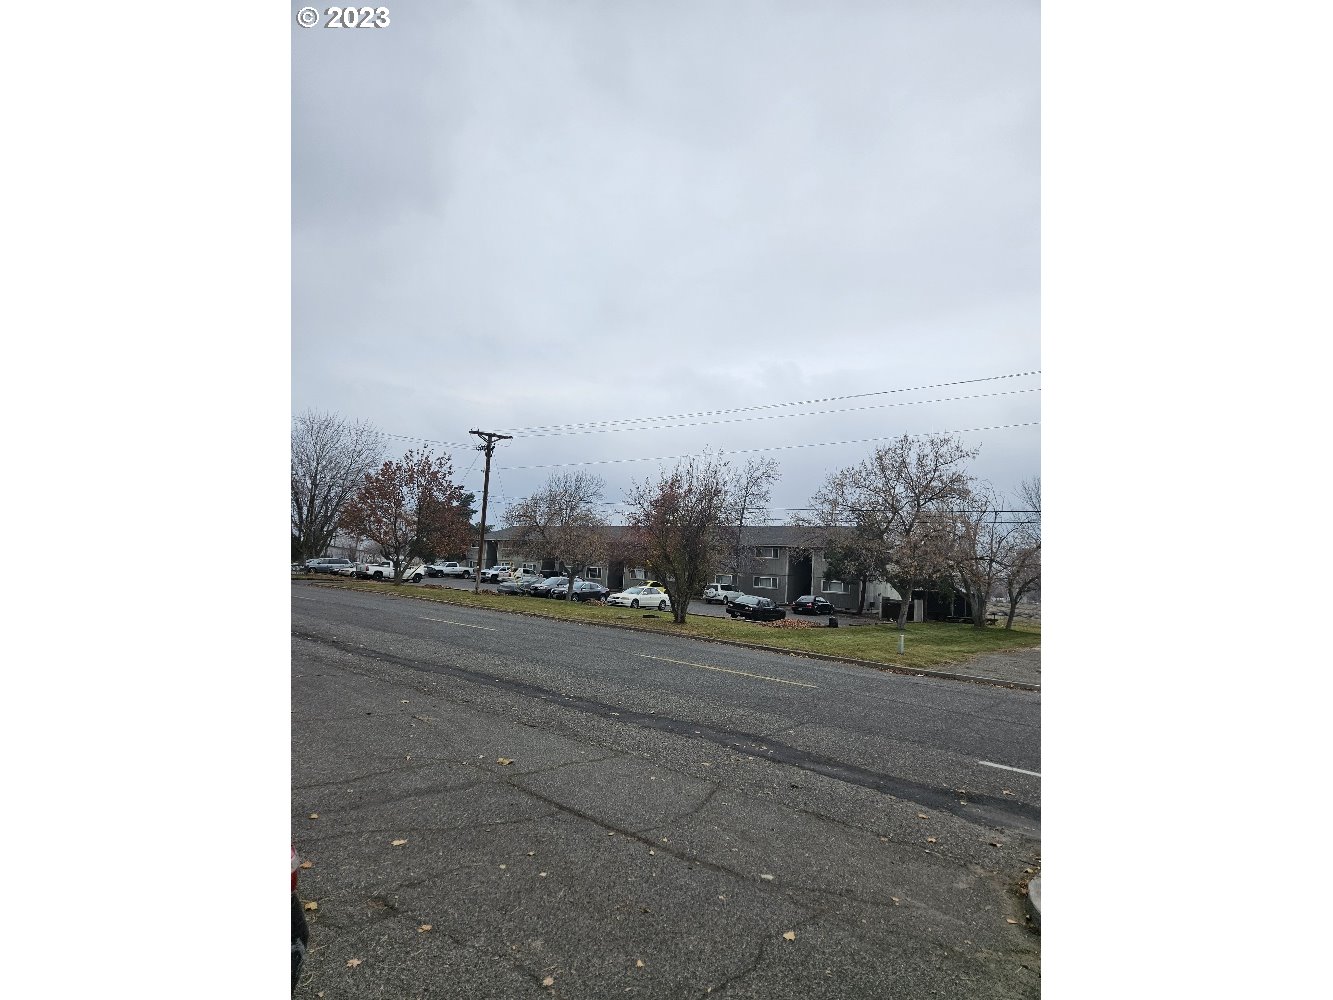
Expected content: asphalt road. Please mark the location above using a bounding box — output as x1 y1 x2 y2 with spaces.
292 582 1040 999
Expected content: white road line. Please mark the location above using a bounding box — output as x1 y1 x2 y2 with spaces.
978 760 1041 778
293 596 318 601
635 653 816 689
419 616 496 631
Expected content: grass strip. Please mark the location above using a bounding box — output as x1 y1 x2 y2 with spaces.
296 578 1039 673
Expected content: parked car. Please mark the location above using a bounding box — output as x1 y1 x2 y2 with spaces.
303 557 352 574
292 847 309 991
478 564 513 583
334 563 358 577
401 562 426 583
495 578 529 596
607 585 672 611
558 581 611 602
792 595 838 616
726 594 786 622
425 560 471 578
703 583 742 605
530 576 579 598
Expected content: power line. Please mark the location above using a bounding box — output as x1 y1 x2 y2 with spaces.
507 388 1039 439
496 371 1039 437
500 422 1039 471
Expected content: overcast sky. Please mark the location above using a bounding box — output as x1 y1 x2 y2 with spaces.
292 0 1040 520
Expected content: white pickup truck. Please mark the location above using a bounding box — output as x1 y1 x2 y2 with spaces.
355 558 426 582
425 560 471 579
355 558 395 580
478 564 515 583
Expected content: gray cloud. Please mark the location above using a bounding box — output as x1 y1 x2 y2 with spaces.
294 0 1040 512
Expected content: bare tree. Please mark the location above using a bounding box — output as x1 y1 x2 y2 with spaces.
947 484 1021 628
291 410 385 563
338 450 472 583
625 454 731 623
724 457 781 590
503 472 608 600
820 529 883 614
999 476 1041 628
812 433 978 630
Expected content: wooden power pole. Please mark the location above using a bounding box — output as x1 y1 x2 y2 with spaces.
469 429 512 593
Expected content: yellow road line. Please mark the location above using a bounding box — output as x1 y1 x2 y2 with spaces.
634 653 816 689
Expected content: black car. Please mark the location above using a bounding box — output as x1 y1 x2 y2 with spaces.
792 595 838 616
726 595 787 622
529 576 573 598
559 581 610 602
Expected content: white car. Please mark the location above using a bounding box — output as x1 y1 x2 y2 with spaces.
426 561 471 578
703 583 742 604
607 585 672 611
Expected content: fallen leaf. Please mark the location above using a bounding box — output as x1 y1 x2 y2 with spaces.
418 924 432 933
916 813 928 819
541 976 555 987
309 813 319 820
1006 917 1020 925
782 931 796 941
304 901 318 911
391 839 408 847
635 959 645 968
890 897 900 904
926 837 937 844
300 860 314 869
400 700 409 703
346 958 362 968
527 851 536 856
539 872 548 877
759 873 775 881
989 841 1003 848
648 849 656 856
497 757 513 766
499 864 507 870
1002 788 1015 796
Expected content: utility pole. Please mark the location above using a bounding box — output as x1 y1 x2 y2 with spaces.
470 429 512 593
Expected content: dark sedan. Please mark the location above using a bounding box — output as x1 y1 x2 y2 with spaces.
792 595 838 616
555 581 610 602
529 576 574 598
726 595 787 622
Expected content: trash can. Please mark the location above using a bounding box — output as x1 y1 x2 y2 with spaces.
828 616 838 627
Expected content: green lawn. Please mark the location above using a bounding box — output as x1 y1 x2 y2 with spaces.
296 578 1040 671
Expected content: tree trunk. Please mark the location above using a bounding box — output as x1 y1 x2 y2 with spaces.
894 582 912 630
856 575 867 614
1005 599 1018 629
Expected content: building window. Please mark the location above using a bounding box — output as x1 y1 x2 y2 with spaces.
822 579 849 594
752 576 777 590
715 575 734 586
585 566 601 579
755 546 778 559
522 563 538 571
